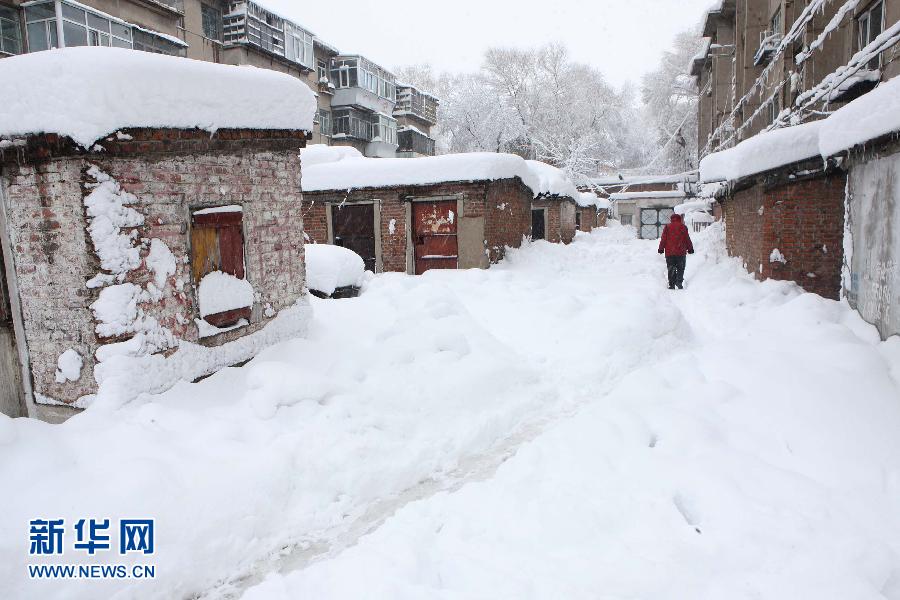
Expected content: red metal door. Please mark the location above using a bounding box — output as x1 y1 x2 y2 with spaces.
413 200 458 275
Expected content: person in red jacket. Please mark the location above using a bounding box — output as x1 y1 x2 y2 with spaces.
657 213 694 289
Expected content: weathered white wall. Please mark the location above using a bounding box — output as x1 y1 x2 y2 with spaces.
846 152 900 340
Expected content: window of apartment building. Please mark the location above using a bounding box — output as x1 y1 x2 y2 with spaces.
372 115 397 145
317 59 328 82
857 0 884 69
190 206 250 327
284 22 313 68
24 3 58 51
770 7 782 36
201 3 222 41
331 56 396 102
332 108 372 141
0 6 22 55
24 1 179 54
318 109 331 136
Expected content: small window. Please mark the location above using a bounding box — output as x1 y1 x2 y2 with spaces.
201 4 222 41
0 6 23 55
857 1 884 69
191 207 249 327
318 109 331 136
575 211 582 229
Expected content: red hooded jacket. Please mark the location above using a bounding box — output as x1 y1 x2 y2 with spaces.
658 214 694 257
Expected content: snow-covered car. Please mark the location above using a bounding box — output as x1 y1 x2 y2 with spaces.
305 244 367 298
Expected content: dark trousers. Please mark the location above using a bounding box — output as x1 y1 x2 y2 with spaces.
666 255 686 288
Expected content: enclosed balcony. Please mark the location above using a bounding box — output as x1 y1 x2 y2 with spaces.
223 1 313 70
394 85 439 126
397 128 436 157
330 55 397 115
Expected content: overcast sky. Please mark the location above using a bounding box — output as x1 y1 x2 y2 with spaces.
263 0 714 88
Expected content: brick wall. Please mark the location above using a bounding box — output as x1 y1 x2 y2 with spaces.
532 197 577 244
598 209 608 227
303 178 533 272
578 206 596 232
484 179 532 262
724 169 846 299
0 129 307 405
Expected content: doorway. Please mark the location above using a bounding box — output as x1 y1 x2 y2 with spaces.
331 203 377 272
413 200 458 275
531 208 546 240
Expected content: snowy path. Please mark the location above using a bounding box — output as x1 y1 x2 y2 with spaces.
240 227 900 600
2 225 899 600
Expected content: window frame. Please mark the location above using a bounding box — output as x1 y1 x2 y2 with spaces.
0 5 23 55
190 207 251 328
201 3 222 42
857 0 885 70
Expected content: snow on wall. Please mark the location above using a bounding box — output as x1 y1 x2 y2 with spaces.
301 145 542 197
0 47 317 147
198 272 255 317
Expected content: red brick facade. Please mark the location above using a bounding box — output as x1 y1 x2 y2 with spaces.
577 206 596 232
303 178 533 273
0 129 308 408
724 166 846 300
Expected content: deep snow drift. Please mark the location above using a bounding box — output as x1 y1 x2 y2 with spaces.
2 225 900 600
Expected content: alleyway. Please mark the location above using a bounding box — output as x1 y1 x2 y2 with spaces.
3 225 900 600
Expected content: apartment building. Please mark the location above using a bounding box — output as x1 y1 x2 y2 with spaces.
0 0 439 158
695 0 899 155
696 0 900 339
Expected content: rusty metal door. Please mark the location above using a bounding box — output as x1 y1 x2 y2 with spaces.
413 200 458 275
331 204 376 272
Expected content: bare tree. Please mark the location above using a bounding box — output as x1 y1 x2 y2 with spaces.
640 29 705 172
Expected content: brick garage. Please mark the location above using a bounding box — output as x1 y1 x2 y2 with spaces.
576 205 596 232
303 178 533 274
723 160 846 299
0 128 309 417
532 197 577 244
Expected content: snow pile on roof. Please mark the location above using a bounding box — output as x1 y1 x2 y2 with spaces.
0 47 317 147
699 120 823 182
575 191 601 208
302 147 541 196
590 172 699 186
819 75 900 157
305 244 366 296
300 144 364 167
525 160 579 199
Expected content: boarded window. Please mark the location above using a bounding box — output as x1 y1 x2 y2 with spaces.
191 206 249 327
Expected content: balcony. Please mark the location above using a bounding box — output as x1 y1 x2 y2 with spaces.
330 55 397 114
223 1 314 70
753 30 782 66
397 128 435 157
394 85 439 126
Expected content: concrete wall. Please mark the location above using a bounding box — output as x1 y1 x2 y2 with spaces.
846 147 900 339
0 129 308 408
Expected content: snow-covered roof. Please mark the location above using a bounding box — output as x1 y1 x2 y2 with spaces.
608 191 687 201
674 199 713 215
525 160 579 199
575 191 601 208
699 120 823 183
819 76 900 157
0 47 317 148
301 145 541 195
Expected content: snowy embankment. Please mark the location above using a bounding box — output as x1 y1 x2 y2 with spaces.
243 226 900 600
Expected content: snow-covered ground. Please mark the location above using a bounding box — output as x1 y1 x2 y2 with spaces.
3 224 900 599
